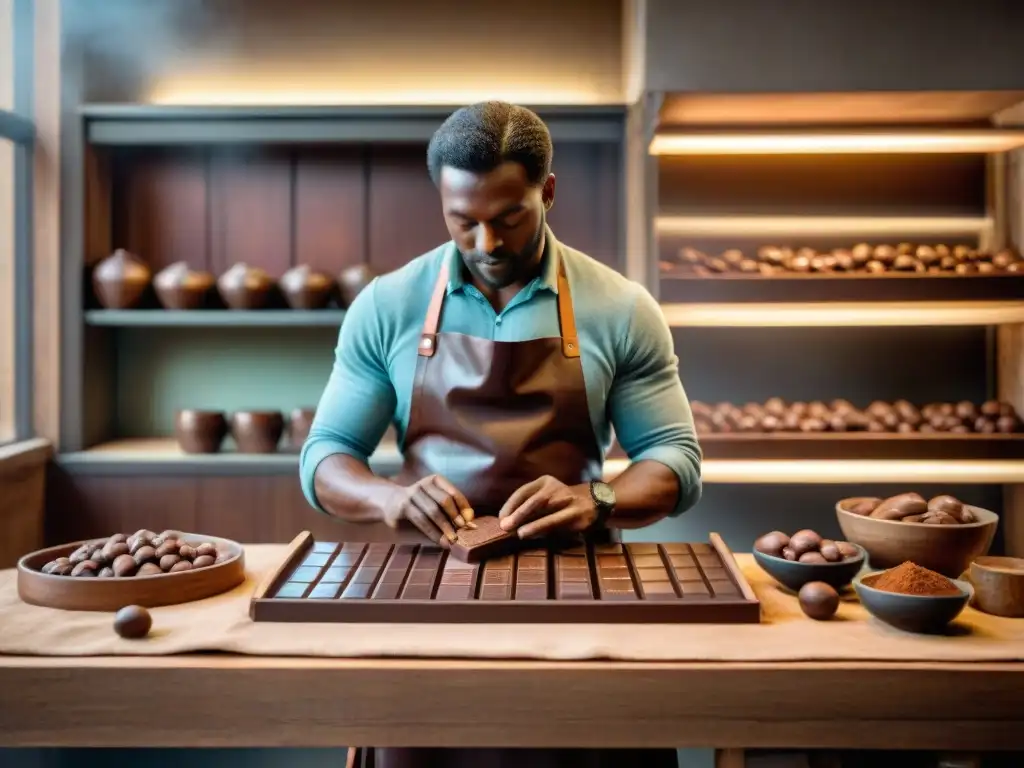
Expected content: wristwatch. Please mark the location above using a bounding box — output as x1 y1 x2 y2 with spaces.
589 480 616 527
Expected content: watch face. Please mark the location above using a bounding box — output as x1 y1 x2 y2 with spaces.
593 481 615 507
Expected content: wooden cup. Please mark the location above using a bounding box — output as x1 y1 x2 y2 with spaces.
966 556 1024 618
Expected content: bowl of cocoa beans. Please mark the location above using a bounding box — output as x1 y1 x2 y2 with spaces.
836 493 998 578
17 529 246 612
753 529 866 591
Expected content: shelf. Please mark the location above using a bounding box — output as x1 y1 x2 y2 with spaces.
655 215 990 239
57 438 1024 484
84 310 347 328
649 128 1024 156
80 104 625 146
659 300 1024 327
690 433 1024 460
658 273 1024 304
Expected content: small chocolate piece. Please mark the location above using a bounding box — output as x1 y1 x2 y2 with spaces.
449 516 519 563
799 581 839 620
113 605 152 639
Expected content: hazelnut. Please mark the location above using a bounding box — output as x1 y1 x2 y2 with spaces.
114 605 152 639
798 551 828 564
851 243 872 263
192 555 216 569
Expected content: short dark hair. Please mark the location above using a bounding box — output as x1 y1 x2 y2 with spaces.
427 101 553 187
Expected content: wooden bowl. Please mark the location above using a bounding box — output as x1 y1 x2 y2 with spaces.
853 570 972 634
216 262 274 310
965 556 1024 617
17 533 246 612
836 499 998 578
752 543 866 592
338 264 379 307
154 261 216 310
174 409 228 453
92 249 152 309
288 407 316 448
280 265 335 310
230 410 284 453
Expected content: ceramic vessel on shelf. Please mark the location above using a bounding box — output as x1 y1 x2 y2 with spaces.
963 556 1024 617
289 407 316 448
753 543 866 592
280 265 335 310
853 570 973 634
216 262 274 310
835 499 997 578
338 264 379 308
230 410 285 453
174 409 228 454
154 261 216 310
92 249 152 309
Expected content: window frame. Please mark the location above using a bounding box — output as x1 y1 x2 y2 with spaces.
0 0 35 445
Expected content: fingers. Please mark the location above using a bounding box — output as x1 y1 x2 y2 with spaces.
411 489 457 544
423 479 470 528
404 504 449 547
498 477 545 521
500 491 573 532
431 476 475 524
517 506 581 540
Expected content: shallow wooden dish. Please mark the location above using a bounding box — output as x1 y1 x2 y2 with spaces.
17 533 246 612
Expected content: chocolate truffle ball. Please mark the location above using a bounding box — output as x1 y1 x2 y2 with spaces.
798 581 840 621
113 605 152 639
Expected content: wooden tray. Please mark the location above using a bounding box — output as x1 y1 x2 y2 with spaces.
249 531 761 624
17 533 246 612
658 271 1024 303
610 433 1024 460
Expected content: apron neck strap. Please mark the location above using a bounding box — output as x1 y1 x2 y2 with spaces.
418 250 580 359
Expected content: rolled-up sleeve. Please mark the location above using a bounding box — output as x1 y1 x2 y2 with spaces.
299 280 397 512
607 288 702 516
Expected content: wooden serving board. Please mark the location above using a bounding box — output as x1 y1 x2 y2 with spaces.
17 533 246 611
249 531 760 624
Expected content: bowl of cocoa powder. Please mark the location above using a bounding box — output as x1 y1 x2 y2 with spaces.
853 561 973 633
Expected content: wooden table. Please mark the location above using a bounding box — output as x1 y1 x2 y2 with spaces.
1 654 1023 757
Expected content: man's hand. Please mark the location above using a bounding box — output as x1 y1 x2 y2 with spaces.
381 474 475 546
497 476 598 539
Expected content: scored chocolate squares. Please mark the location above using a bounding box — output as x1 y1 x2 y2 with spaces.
448 515 521 563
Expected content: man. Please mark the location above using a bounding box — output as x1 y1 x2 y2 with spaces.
300 101 701 768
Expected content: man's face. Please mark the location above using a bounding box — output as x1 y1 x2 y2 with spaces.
439 162 555 291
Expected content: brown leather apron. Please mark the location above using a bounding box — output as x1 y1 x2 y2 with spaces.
351 251 679 768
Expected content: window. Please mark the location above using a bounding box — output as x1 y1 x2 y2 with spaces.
0 0 34 444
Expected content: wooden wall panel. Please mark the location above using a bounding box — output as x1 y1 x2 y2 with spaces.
45 469 426 547
116 150 209 272
209 150 292 275
366 145 449 273
109 141 622 284
294 148 367 273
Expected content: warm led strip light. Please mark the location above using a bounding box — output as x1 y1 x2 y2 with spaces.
649 130 1024 155
655 215 991 238
659 302 1024 328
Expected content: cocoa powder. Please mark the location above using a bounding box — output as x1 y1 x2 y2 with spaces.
869 561 961 596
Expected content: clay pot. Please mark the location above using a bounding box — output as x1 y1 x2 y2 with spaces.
92 249 152 309
154 262 216 310
288 407 316 448
280 265 335 310
338 264 379 308
174 410 228 454
230 410 284 453
216 263 274 310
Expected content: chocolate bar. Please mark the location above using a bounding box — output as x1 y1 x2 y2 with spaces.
250 532 761 624
448 515 519 563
